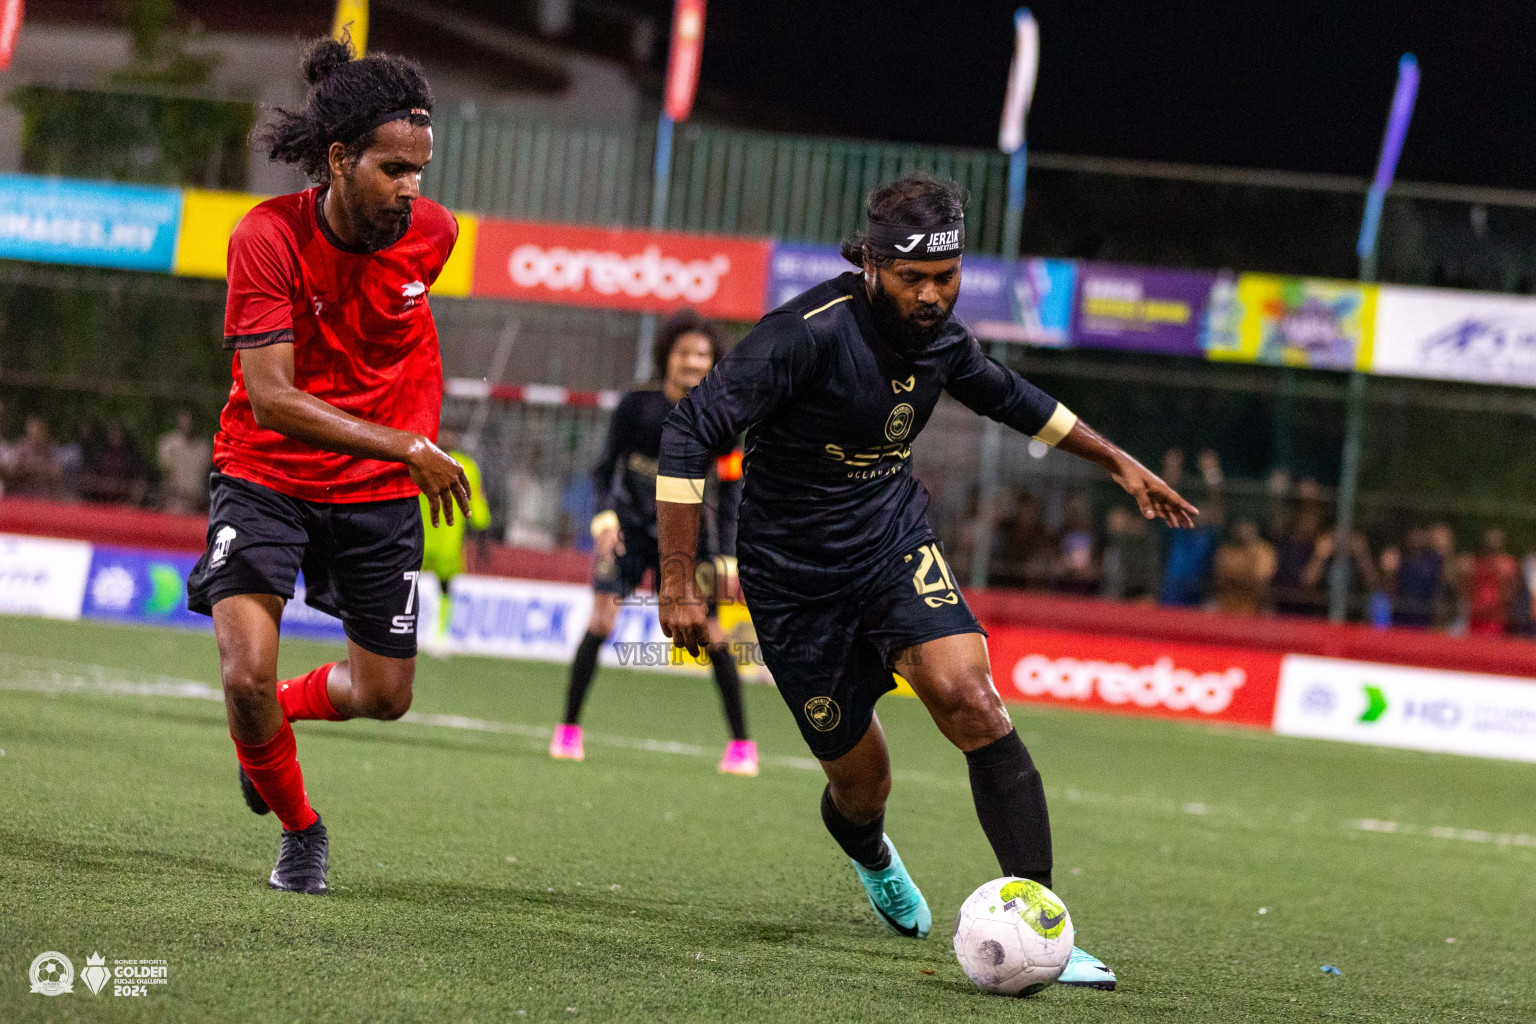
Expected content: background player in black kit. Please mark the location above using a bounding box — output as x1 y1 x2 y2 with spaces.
550 310 757 776
655 176 1198 988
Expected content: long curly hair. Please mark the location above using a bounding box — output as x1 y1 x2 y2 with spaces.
652 309 727 380
255 35 433 183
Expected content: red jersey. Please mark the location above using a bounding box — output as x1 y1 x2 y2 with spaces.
214 187 457 503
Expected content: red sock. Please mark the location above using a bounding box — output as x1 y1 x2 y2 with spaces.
277 663 345 722
233 720 319 832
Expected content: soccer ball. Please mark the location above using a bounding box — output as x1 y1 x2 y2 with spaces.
953 877 1074 996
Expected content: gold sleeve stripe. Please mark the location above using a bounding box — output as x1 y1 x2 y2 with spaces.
656 475 706 504
590 510 619 538
802 294 852 319
1034 403 1078 447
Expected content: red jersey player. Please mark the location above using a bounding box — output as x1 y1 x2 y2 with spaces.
186 37 470 894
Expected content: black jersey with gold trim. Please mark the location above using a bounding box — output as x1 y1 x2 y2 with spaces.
658 271 1074 602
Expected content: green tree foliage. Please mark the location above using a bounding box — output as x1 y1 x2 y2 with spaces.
8 0 254 187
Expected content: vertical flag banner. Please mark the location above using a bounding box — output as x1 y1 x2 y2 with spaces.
332 0 368 57
663 0 707 122
997 8 1039 154
1356 54 1419 263
0 0 24 72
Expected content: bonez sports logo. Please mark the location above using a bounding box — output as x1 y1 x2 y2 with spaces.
210 525 237 568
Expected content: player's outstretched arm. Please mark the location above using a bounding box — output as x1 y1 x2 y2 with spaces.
239 342 471 526
657 497 709 656
1056 420 1199 529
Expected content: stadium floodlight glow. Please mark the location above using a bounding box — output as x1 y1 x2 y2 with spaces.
997 8 1040 155
1356 53 1419 263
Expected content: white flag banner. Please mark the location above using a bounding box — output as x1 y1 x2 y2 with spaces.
997 8 1039 154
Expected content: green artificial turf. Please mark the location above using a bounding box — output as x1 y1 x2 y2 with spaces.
0 616 1533 1022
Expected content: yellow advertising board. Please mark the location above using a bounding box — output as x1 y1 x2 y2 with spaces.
1205 273 1376 372
172 188 266 279
172 188 476 295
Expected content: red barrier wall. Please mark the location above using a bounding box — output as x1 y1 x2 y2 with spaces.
6 497 1535 679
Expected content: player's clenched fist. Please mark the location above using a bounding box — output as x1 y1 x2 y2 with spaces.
407 436 472 527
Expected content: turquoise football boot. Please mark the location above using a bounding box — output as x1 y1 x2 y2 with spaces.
1058 945 1117 990
849 835 932 938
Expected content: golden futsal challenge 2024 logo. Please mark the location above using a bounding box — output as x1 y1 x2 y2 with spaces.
28 950 169 997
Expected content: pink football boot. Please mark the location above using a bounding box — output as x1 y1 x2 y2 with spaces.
717 739 759 777
549 723 584 761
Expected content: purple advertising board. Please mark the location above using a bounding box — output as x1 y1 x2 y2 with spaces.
1072 263 1216 357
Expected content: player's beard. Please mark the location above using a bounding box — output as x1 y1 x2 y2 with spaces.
869 274 954 357
343 177 413 250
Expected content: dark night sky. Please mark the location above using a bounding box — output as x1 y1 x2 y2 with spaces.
691 1 1536 190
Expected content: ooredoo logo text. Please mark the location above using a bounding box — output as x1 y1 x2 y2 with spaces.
1011 653 1246 715
507 243 731 304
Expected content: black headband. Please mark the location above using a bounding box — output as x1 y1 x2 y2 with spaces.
864 219 965 261
366 107 432 133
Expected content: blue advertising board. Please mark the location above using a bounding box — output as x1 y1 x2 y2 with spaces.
0 173 183 272
764 242 1075 345
82 544 346 643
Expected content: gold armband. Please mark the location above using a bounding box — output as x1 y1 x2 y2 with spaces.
1033 403 1078 447
656 475 706 504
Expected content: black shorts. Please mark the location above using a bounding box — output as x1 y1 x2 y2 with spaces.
744 539 986 762
593 528 659 599
593 524 721 614
187 472 425 658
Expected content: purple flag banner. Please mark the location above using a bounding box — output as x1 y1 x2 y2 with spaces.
1072 263 1216 356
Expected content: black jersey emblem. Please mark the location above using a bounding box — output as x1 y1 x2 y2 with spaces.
804 696 842 732
885 402 915 442
891 375 915 394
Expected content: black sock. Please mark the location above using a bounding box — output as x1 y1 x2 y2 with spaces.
820 785 891 870
707 643 749 741
965 729 1053 888
563 631 604 724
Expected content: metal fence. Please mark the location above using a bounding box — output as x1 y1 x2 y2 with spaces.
421 111 1536 293
421 114 1013 252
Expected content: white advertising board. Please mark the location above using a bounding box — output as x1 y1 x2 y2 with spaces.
1373 285 1536 387
1275 654 1536 763
0 533 92 619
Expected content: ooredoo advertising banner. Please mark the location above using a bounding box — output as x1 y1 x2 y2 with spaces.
472 219 772 321
1274 655 1536 763
986 625 1282 727
1372 285 1536 387
1072 263 1214 357
1206 274 1376 371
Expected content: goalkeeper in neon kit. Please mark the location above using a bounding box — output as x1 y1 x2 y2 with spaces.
417 424 490 652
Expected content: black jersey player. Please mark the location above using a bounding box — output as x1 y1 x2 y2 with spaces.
551 310 756 775
654 176 1198 988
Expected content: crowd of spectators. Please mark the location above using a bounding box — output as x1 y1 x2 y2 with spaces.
0 402 211 513
964 448 1536 638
